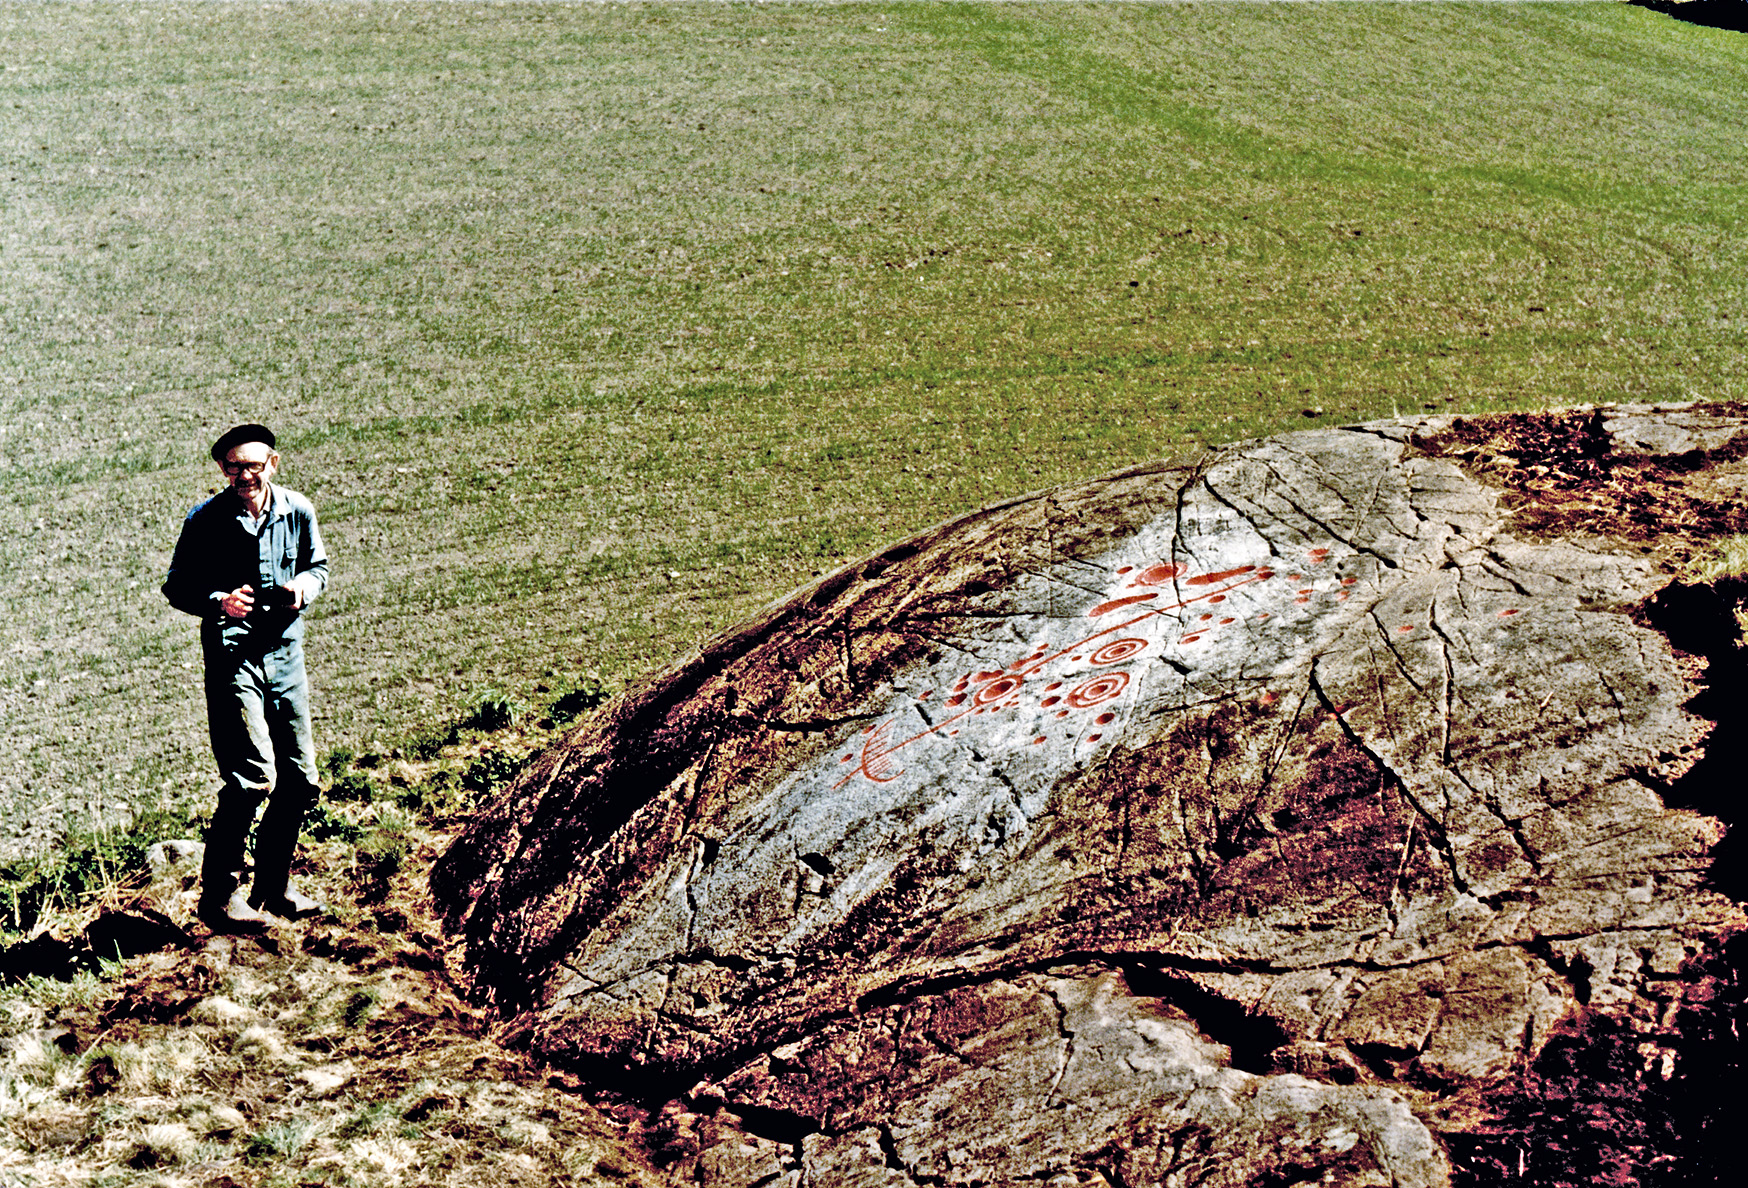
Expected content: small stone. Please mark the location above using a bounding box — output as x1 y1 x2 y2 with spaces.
231 1024 289 1063
296 1063 353 1097
145 839 204 873
190 996 255 1026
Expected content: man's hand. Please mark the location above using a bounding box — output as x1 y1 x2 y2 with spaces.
221 586 255 618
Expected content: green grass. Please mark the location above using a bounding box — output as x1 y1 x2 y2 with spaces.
3 2 1746 844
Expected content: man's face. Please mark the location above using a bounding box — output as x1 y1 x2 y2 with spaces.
221 442 278 502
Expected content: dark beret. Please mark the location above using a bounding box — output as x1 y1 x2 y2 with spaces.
210 423 277 461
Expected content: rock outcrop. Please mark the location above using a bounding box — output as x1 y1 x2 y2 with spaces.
432 404 1748 1186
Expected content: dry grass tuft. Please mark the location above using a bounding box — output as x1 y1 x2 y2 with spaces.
1683 534 1748 584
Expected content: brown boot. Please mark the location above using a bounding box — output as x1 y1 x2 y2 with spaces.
250 884 327 921
249 783 326 922
198 887 274 934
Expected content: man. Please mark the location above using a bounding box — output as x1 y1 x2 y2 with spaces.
163 424 330 932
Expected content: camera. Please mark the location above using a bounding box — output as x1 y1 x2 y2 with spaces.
258 584 298 610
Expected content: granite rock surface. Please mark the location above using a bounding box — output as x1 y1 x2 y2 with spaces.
433 404 1748 1186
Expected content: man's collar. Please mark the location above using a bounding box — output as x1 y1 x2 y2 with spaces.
227 482 281 520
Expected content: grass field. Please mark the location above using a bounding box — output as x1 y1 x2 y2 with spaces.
3 1 1746 852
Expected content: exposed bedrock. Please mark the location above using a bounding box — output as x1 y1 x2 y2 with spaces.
432 404 1748 1186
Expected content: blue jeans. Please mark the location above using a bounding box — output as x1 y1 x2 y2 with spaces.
200 635 320 905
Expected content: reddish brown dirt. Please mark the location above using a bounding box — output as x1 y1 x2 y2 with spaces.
1413 406 1748 554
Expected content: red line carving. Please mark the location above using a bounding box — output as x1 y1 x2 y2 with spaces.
1089 593 1158 617
1186 565 1260 586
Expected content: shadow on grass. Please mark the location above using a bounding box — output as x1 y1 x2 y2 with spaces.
1631 0 1748 33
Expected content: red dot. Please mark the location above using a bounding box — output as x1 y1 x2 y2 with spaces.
1041 696 1061 708
1257 612 1271 620
1499 608 1521 617
1220 617 1235 624
1295 597 1310 605
918 690 932 700
1200 613 1214 621
1181 634 1203 643
1032 735 1047 745
1055 710 1069 719
841 754 853 763
1209 594 1226 604
946 693 967 706
1342 577 1357 586
1071 656 1083 662
1259 691 1278 705
1096 712 1115 725
1257 569 1275 580
1299 589 1314 595
1290 574 1303 582
1398 625 1415 633
1087 733 1103 743
1044 682 1063 691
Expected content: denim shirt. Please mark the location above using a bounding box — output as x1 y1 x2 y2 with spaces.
163 484 330 653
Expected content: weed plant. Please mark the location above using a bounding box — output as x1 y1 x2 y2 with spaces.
3 2 1746 845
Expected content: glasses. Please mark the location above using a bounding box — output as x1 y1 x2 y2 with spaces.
222 460 272 477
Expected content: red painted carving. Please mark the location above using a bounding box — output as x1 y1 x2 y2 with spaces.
1089 638 1148 666
1134 563 1187 585
858 719 904 783
975 676 1023 704
1185 565 1258 586
830 546 1527 788
1089 593 1159 617
1066 672 1130 709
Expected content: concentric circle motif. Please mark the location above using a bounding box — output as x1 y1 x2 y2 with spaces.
973 676 1023 705
1089 638 1147 666
1066 671 1130 709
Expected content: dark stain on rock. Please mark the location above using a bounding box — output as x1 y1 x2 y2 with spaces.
1414 406 1748 545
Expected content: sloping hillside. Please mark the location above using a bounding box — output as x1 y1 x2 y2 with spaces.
4 2 1747 852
